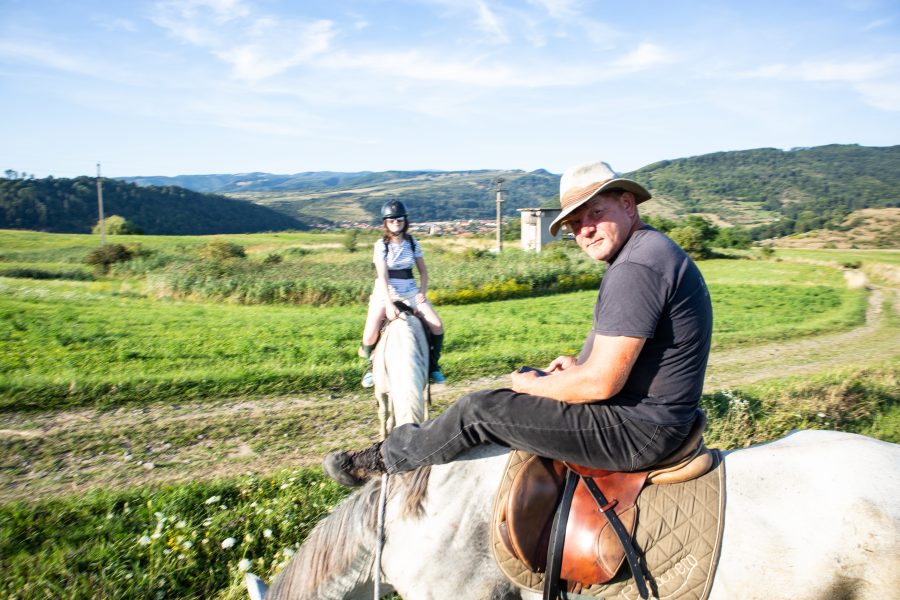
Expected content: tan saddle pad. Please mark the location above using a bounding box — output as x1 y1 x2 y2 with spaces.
491 449 726 600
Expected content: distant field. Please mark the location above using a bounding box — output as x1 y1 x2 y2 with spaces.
0 229 349 262
774 247 900 266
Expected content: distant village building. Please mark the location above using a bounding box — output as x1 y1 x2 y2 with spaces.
518 208 562 252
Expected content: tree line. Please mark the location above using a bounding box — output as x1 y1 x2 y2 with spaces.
0 176 307 234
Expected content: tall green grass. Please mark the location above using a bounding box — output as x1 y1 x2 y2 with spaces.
0 258 870 411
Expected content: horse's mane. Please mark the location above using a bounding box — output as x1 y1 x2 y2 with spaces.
266 467 431 599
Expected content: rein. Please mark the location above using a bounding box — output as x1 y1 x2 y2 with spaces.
374 473 389 600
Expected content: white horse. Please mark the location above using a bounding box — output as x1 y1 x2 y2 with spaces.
249 430 900 600
371 310 430 439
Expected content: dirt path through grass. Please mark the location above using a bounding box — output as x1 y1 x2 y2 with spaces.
2 279 897 503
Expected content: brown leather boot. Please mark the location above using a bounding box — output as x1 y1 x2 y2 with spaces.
323 442 386 487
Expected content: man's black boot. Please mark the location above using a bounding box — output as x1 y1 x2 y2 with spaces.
323 442 386 487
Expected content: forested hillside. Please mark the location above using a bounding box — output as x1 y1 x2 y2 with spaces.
0 177 307 234
629 144 900 236
124 169 560 224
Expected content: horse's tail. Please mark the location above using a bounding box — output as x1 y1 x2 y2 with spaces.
265 469 431 600
373 313 429 435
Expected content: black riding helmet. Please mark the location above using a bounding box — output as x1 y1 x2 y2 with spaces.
381 200 408 220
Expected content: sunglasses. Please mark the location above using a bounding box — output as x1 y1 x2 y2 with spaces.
385 217 406 223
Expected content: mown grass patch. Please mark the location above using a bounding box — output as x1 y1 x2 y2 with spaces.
774 248 900 266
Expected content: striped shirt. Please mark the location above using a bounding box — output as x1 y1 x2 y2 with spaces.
373 237 423 295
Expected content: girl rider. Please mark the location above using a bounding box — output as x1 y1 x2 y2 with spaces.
359 200 445 387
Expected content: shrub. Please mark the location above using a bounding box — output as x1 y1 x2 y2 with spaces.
462 247 490 260
263 253 283 265
92 215 142 235
201 241 246 260
342 230 359 253
668 226 711 260
84 243 134 273
0 268 94 281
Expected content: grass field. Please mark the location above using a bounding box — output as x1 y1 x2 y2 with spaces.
0 255 868 411
0 230 897 599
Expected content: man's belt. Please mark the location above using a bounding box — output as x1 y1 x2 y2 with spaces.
388 268 414 279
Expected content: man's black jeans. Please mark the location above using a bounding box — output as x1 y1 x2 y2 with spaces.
382 388 694 473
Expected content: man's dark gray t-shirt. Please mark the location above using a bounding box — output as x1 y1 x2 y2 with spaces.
577 226 713 426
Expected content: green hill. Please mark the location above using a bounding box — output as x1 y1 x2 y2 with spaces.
7 143 896 237
627 144 900 236
0 177 308 235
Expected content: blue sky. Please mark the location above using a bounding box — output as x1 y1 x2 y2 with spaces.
1 0 898 178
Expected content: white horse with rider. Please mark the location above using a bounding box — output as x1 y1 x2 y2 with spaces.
247 429 900 599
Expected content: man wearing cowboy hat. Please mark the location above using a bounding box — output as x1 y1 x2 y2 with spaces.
324 161 713 486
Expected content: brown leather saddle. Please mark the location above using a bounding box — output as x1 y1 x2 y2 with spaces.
496 411 714 600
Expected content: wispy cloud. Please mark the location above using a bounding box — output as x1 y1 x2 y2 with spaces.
150 0 334 82
738 55 900 111
855 81 900 111
214 20 335 82
527 0 582 20
92 16 138 33
861 17 892 31
613 42 675 70
318 38 674 90
0 37 133 82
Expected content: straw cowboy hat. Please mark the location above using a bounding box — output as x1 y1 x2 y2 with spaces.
549 161 652 236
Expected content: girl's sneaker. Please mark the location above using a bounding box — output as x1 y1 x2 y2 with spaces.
430 370 446 384
361 370 375 388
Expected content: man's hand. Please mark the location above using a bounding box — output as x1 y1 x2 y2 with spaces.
510 367 539 393
547 355 577 373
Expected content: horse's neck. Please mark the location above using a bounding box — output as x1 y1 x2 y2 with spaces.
425 445 511 498
373 315 428 395
380 447 513 598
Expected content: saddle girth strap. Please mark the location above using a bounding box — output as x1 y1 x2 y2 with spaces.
581 476 650 600
543 469 578 600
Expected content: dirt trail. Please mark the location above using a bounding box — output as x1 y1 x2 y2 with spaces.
1 274 897 503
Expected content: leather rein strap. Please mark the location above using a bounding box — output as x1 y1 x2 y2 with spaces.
544 469 578 600
582 476 650 599
543 470 651 600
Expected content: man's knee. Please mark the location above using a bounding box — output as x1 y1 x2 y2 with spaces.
455 389 511 422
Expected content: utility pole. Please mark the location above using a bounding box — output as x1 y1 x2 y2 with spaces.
494 177 505 252
96 162 106 245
